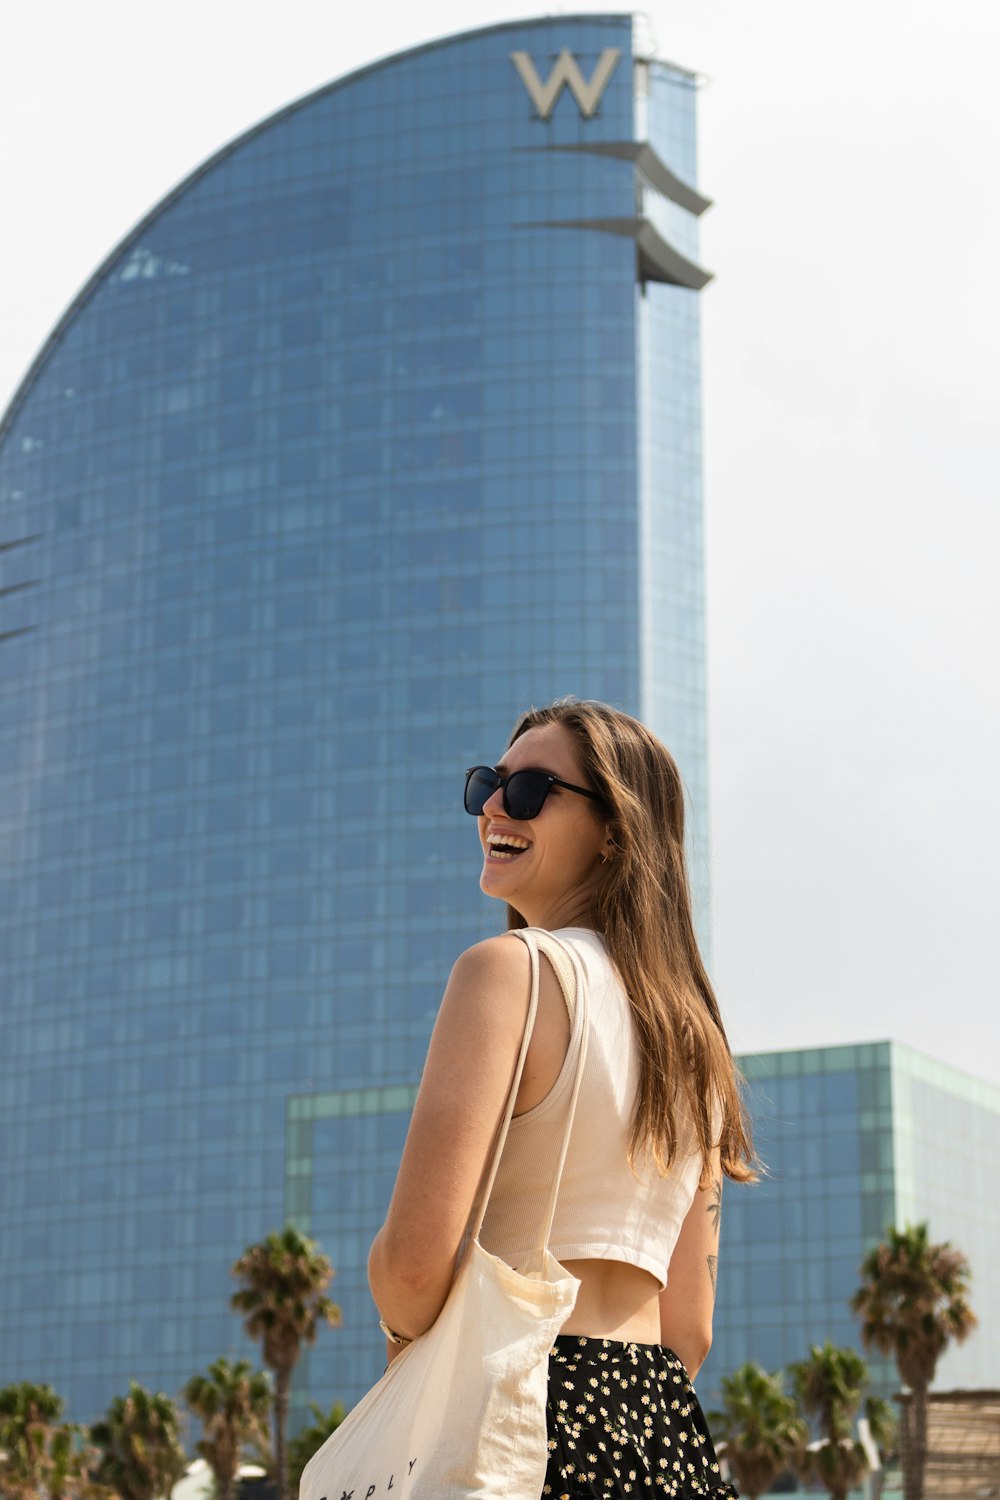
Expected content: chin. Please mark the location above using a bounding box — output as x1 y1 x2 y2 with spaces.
480 865 518 902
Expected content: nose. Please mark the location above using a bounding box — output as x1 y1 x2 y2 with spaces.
481 784 506 818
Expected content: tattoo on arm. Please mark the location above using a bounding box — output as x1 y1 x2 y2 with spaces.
707 1177 721 1302
707 1177 722 1236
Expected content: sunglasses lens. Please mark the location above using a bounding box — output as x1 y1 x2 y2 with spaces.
464 767 499 816
504 770 549 821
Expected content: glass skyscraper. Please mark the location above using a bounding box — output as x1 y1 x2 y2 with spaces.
0 17 714 1419
700 1041 1000 1417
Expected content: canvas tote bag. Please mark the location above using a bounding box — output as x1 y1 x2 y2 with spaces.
299 927 590 1500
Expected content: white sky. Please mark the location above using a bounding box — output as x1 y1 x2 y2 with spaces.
2 1 998 1084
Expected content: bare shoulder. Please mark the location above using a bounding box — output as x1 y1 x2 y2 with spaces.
436 935 531 1038
448 932 531 988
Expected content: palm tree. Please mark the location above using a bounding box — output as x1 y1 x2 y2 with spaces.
182 1359 272 1500
1 1382 64 1500
708 1363 808 1499
0 1382 105 1500
231 1225 342 1500
89 1383 186 1500
851 1222 977 1500
286 1401 345 1497
789 1342 871 1500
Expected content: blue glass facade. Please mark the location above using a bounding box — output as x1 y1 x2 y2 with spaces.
0 17 712 1420
701 1042 1000 1418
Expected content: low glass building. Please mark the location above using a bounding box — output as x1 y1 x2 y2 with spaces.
0 16 714 1419
700 1041 1000 1416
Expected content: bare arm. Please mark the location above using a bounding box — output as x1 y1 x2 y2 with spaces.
658 1149 722 1381
368 936 531 1341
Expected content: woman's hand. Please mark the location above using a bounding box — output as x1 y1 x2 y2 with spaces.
368 935 532 1340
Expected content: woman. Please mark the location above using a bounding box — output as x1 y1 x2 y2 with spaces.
369 699 756 1497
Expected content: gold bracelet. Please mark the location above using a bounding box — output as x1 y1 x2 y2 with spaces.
379 1318 413 1346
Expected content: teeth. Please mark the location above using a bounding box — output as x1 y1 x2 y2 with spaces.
486 832 531 860
487 833 530 849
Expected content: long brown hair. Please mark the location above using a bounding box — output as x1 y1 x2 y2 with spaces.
506 699 757 1186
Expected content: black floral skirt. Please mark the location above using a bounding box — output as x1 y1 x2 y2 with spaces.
542 1335 739 1498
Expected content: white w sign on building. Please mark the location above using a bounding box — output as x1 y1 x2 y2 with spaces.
510 48 621 120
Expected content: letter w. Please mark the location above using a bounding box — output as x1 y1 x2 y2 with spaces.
510 48 621 120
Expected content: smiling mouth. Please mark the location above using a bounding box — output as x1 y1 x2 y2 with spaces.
486 834 531 862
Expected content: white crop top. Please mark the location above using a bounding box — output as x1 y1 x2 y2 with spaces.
478 927 704 1289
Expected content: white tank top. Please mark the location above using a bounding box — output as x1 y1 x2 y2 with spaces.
478 927 704 1289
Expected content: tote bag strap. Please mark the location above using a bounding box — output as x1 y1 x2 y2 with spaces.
528 929 577 1025
469 927 590 1249
527 930 590 1253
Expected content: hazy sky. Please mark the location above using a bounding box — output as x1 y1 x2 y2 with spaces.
2 2 998 1083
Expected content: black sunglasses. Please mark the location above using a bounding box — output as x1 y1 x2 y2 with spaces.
464 765 604 821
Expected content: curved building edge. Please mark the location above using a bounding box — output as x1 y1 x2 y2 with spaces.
0 11 645 446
